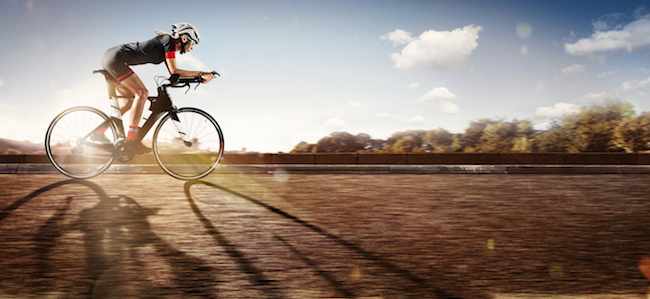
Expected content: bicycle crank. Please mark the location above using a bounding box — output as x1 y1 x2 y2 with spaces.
114 140 135 163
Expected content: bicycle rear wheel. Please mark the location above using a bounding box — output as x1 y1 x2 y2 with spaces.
45 106 117 179
153 107 224 180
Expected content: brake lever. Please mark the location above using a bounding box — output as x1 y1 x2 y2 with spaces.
190 71 219 93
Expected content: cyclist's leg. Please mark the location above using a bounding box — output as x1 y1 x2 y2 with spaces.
92 84 132 143
115 84 134 115
118 74 148 133
117 74 151 154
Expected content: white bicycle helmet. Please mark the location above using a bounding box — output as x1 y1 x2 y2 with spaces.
172 22 201 45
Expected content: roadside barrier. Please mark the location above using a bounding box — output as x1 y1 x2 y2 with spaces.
3 153 649 165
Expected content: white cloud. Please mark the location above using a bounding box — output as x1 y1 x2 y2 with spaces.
408 82 420 89
176 53 208 70
383 25 483 71
574 91 610 102
348 101 360 108
420 87 457 102
420 87 460 115
565 18 650 55
533 103 580 119
571 76 650 102
597 69 619 78
561 63 586 75
619 76 650 92
441 101 460 115
408 115 427 125
380 29 414 46
377 112 390 119
591 13 626 31
635 7 650 19
574 77 650 102
324 117 347 131
465 69 483 76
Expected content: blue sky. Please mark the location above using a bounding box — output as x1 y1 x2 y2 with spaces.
1 0 649 153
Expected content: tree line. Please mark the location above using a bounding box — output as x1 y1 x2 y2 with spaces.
291 101 650 154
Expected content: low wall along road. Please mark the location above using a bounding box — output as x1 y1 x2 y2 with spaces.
4 152 650 165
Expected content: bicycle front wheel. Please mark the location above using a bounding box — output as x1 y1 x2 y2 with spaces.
45 106 117 179
153 107 224 180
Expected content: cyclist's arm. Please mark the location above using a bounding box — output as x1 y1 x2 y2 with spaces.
165 58 215 82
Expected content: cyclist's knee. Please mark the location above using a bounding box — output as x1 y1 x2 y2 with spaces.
134 88 148 100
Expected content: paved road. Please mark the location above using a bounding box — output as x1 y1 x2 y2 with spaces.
1 173 650 298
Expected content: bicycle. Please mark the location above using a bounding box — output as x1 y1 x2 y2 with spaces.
45 70 225 180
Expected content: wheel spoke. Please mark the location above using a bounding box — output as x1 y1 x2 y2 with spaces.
153 108 223 180
45 107 115 179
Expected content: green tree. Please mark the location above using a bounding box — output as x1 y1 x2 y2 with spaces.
563 101 634 152
613 112 650 152
391 136 422 153
290 141 315 153
512 120 537 152
534 121 573 152
468 119 536 153
383 130 427 153
289 101 644 154
312 132 362 152
458 118 499 152
473 121 516 152
423 128 454 152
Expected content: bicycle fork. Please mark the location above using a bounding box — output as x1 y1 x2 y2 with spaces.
169 110 192 146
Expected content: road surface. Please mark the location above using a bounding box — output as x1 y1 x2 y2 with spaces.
1 173 650 298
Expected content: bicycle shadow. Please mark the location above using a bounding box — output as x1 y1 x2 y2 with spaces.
184 180 469 299
0 179 217 299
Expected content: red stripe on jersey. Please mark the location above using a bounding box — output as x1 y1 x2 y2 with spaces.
116 70 134 82
165 51 176 59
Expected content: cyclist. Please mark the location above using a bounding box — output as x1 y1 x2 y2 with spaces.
96 22 216 154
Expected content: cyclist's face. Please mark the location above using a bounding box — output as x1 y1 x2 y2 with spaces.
180 35 194 53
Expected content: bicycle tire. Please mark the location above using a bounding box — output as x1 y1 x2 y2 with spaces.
45 106 117 179
153 107 224 180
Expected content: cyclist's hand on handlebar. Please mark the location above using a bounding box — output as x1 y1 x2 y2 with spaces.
200 71 217 83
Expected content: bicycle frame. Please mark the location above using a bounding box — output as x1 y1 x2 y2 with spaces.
89 71 189 151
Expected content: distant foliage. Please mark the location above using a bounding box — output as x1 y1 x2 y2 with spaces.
291 101 650 153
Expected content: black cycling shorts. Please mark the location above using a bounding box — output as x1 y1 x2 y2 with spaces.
101 46 134 82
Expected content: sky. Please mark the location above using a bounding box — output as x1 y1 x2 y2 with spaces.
1 0 649 153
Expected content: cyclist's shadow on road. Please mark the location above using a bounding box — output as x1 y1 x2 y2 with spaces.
184 180 469 299
0 179 216 299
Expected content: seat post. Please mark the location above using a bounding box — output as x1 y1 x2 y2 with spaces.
93 69 118 99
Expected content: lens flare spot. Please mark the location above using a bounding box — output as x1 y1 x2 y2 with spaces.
516 22 532 40
549 263 564 279
350 265 362 281
639 257 650 279
273 168 289 183
487 238 495 250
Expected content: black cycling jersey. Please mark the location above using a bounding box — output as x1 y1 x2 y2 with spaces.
121 34 177 65
101 34 177 82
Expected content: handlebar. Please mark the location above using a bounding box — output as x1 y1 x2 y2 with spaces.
168 71 220 88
